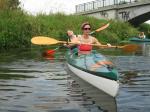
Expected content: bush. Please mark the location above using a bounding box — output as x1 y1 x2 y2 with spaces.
0 11 139 50
0 10 32 50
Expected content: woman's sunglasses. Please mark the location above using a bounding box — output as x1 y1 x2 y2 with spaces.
83 28 91 30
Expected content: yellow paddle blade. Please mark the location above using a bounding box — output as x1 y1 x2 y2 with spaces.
31 36 60 45
120 44 139 52
95 23 110 32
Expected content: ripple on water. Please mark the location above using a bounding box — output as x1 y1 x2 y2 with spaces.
1 49 150 112
107 52 150 112
0 59 105 112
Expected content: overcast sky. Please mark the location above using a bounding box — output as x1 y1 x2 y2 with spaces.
19 0 93 14
19 0 150 23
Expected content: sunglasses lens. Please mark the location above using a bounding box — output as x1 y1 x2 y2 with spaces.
84 28 91 30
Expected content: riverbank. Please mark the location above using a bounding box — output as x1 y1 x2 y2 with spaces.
0 10 150 50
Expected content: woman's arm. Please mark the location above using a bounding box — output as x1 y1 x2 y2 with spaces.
93 37 111 48
93 37 102 45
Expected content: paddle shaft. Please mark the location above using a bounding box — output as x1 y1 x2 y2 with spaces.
79 43 123 48
89 23 109 35
56 40 133 50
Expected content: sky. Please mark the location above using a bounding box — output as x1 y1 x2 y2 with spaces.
19 0 150 23
19 0 92 15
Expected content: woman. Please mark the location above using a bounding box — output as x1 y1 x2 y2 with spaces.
138 32 146 39
77 22 102 55
77 22 113 68
66 22 111 55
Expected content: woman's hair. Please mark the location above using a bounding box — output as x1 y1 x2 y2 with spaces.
139 32 144 35
81 22 91 30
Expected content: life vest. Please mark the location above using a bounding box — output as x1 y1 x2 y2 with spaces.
78 35 93 52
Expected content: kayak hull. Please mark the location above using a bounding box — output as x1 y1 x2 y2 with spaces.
67 63 119 97
129 37 150 42
66 49 119 97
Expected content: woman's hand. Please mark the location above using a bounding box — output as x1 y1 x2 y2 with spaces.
107 43 111 47
63 43 70 48
67 30 74 37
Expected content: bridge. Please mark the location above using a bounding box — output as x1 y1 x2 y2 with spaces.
75 0 150 26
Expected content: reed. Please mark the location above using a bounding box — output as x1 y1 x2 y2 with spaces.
0 10 140 50
0 10 32 50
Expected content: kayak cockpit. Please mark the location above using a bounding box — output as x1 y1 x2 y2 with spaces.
66 49 119 81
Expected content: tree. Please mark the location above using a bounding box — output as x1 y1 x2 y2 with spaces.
0 0 20 10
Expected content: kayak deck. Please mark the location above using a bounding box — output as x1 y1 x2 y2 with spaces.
129 37 150 42
66 49 119 81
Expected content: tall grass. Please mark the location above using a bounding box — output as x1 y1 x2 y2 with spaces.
28 13 139 43
0 10 140 50
0 10 32 50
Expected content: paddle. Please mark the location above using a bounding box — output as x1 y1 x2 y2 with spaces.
89 23 110 35
36 22 110 54
43 54 55 60
43 47 59 56
31 36 66 45
31 36 138 52
92 44 138 52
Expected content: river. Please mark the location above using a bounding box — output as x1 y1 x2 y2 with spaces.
0 43 150 112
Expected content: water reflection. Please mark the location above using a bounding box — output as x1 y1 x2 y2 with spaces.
113 43 150 112
0 54 110 112
134 43 150 56
140 43 150 56
0 48 150 112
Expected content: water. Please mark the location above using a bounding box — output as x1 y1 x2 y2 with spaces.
115 43 150 112
0 43 150 112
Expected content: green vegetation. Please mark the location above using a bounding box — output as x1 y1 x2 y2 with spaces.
138 23 150 38
0 0 20 9
0 0 32 50
0 11 139 50
0 0 149 50
0 10 33 50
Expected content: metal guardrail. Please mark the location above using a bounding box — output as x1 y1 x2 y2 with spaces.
76 0 139 13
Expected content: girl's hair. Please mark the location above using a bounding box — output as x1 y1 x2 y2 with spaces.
81 22 91 30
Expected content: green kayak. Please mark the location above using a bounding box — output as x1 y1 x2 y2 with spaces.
65 49 119 97
129 37 150 42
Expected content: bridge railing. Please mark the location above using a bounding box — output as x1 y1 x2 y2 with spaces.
76 0 139 13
